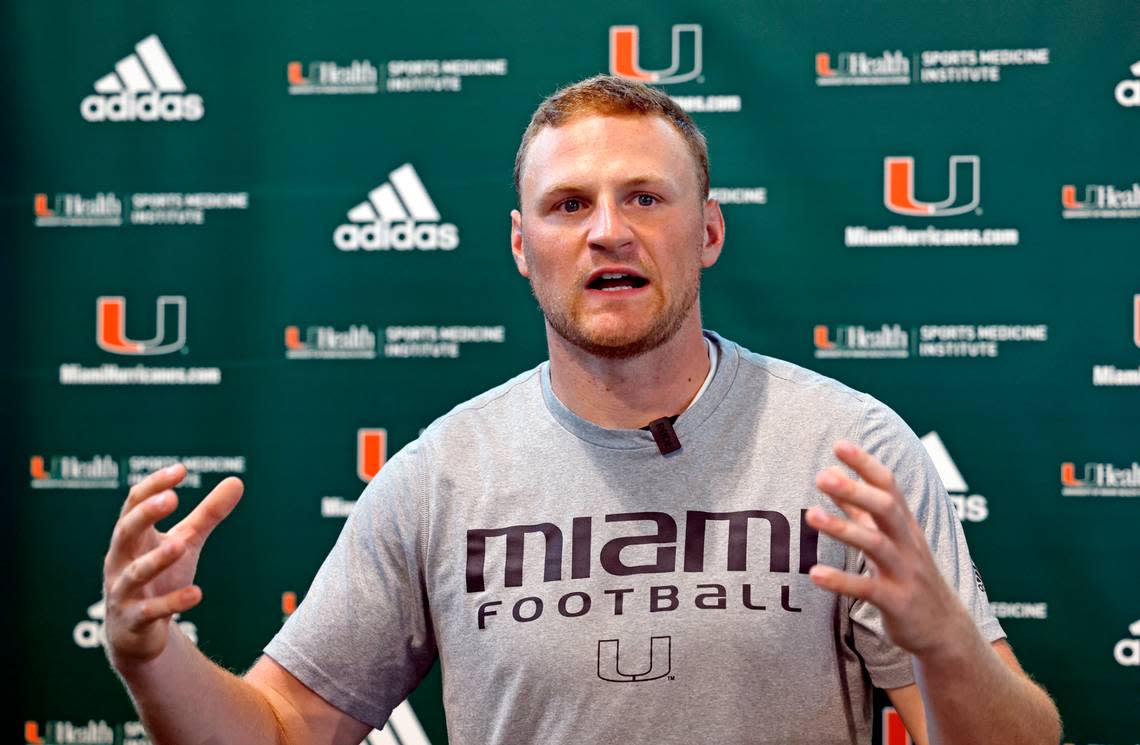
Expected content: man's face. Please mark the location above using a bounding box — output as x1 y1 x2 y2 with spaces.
511 113 724 359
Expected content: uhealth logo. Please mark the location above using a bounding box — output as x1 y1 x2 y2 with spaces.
285 324 377 359
817 47 1049 88
35 191 248 228
34 192 122 227
25 720 115 745
610 24 702 84
334 164 459 251
97 296 186 355
884 156 980 216
813 324 909 359
1061 460 1140 497
1061 182 1140 219
287 59 379 95
815 51 910 86
30 454 119 489
815 322 1046 359
81 35 203 122
1116 60 1140 107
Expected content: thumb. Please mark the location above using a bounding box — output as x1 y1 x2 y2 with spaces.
173 476 244 548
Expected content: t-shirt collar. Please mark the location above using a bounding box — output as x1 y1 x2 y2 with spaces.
539 330 739 451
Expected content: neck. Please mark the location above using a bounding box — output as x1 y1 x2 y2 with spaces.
546 312 710 429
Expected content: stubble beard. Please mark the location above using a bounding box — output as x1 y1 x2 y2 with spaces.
530 260 702 361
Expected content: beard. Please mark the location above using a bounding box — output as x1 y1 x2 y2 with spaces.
529 261 702 361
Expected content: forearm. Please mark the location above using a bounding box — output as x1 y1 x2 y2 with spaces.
914 613 1060 745
111 624 289 745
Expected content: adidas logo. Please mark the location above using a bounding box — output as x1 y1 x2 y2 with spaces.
1116 60 1140 107
920 432 989 522
1115 618 1140 666
81 34 204 122
334 164 459 251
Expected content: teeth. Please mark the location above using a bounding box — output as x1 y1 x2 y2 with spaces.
590 271 640 291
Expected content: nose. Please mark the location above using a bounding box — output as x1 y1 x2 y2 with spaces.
586 195 634 253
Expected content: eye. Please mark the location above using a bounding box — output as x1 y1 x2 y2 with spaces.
635 193 658 207
558 198 583 214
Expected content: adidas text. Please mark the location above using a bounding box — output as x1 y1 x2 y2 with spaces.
335 221 459 251
81 92 204 122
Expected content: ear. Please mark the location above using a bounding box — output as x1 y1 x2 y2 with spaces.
511 209 530 277
699 198 725 269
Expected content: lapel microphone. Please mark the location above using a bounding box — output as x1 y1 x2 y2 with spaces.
643 415 682 455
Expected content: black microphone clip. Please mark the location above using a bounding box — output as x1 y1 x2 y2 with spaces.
646 416 682 456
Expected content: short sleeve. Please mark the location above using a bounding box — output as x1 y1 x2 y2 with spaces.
847 396 1005 690
263 441 437 728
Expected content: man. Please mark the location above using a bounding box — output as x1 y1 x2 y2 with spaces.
102 76 1061 744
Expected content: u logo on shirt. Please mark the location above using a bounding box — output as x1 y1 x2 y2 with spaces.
597 636 672 682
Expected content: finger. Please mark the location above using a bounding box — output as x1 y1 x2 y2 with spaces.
170 477 243 548
816 469 875 525
805 507 902 576
110 537 188 601
119 463 186 519
122 586 203 632
107 490 180 569
833 498 873 529
809 563 877 603
833 441 896 493
815 468 906 539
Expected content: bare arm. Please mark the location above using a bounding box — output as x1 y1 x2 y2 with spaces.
887 640 1059 745
885 680 930 745
806 441 1061 745
244 655 373 745
104 464 371 745
912 632 1058 744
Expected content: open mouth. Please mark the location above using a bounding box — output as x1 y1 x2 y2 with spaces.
586 272 650 292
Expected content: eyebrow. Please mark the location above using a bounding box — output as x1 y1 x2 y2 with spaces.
538 175 673 201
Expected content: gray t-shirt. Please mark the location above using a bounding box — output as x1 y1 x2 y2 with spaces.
265 330 1004 744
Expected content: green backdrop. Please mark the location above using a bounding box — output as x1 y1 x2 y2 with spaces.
7 2 1139 743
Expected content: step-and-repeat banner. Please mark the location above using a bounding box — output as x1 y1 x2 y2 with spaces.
8 2 1138 744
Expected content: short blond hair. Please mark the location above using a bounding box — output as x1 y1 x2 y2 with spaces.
513 75 709 202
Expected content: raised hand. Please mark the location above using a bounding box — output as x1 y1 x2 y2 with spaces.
102 463 243 669
805 440 970 656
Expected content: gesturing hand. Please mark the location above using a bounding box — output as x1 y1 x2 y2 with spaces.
102 463 243 669
805 440 969 656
